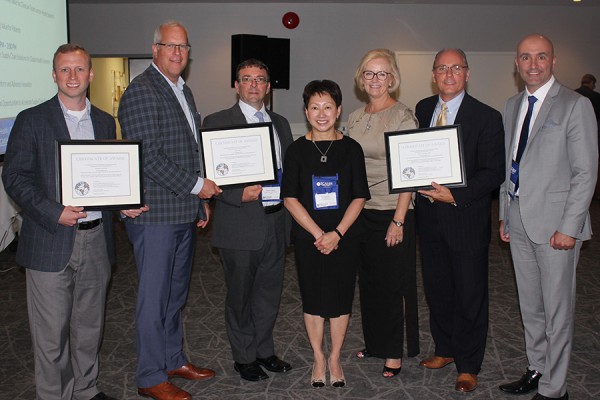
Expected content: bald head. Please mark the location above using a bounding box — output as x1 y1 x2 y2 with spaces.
515 34 556 93
517 34 554 56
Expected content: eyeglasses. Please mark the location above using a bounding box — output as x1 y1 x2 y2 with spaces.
155 43 191 53
239 76 269 85
363 70 390 80
433 65 468 75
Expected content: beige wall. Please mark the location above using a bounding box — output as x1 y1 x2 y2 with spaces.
89 57 127 138
70 3 600 125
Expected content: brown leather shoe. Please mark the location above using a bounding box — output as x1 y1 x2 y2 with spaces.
455 373 478 392
138 382 191 400
419 355 455 369
167 362 215 380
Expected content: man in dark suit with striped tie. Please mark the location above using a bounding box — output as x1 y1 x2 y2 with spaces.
118 21 221 400
203 59 294 382
414 48 505 393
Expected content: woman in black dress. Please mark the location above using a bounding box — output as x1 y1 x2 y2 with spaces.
282 80 369 388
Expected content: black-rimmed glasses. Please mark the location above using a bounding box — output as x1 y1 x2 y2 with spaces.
239 76 269 85
363 70 390 80
155 43 191 52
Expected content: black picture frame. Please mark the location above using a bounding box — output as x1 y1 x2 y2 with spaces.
56 140 143 210
384 125 467 193
198 123 278 189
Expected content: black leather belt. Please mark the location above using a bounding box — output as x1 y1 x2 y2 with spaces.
77 219 102 230
264 203 283 214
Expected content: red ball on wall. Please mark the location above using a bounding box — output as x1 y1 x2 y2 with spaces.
282 12 300 29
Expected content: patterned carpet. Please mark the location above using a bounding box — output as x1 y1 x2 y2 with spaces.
1 200 599 399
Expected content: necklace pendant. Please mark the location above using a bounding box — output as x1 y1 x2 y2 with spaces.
320 155 327 163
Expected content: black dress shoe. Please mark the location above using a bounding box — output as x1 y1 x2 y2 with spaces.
532 392 568 400
234 361 269 381
256 355 292 373
90 392 118 400
499 368 543 394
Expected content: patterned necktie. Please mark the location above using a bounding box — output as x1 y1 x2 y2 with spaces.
255 111 264 122
436 103 447 126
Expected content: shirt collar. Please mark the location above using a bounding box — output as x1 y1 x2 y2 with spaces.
525 75 555 104
58 97 91 120
152 62 185 91
438 91 465 111
238 100 268 121
437 91 465 124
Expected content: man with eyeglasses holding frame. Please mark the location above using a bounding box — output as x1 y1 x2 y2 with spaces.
202 59 293 382
118 21 221 400
414 48 505 393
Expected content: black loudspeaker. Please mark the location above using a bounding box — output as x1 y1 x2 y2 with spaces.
231 34 290 90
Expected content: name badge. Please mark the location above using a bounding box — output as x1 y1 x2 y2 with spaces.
312 174 339 210
508 160 519 199
261 169 282 206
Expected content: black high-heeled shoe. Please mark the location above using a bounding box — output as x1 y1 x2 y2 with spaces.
382 365 402 378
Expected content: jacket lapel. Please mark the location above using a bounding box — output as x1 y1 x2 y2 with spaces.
527 81 560 145
49 96 72 141
454 93 471 126
148 66 197 141
507 93 526 159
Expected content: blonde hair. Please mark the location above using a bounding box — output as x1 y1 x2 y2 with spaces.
154 20 188 44
354 48 400 93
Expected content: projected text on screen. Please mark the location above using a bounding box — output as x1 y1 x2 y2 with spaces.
0 0 68 155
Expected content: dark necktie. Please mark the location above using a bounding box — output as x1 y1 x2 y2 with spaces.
515 95 537 163
514 95 537 192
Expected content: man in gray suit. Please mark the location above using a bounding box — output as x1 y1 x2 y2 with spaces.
203 59 294 382
499 34 598 400
2 44 146 400
118 21 221 400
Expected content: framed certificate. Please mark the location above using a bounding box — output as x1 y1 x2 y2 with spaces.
56 140 143 210
198 123 278 189
384 125 466 193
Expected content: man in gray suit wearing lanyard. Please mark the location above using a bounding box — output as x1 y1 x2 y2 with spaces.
499 34 598 400
2 44 147 400
118 21 221 400
203 59 294 382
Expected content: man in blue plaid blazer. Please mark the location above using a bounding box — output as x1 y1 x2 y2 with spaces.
118 21 221 400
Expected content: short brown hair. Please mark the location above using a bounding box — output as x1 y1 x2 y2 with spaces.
236 58 270 82
53 44 92 70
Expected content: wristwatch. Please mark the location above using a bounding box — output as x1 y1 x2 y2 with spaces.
392 219 404 227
